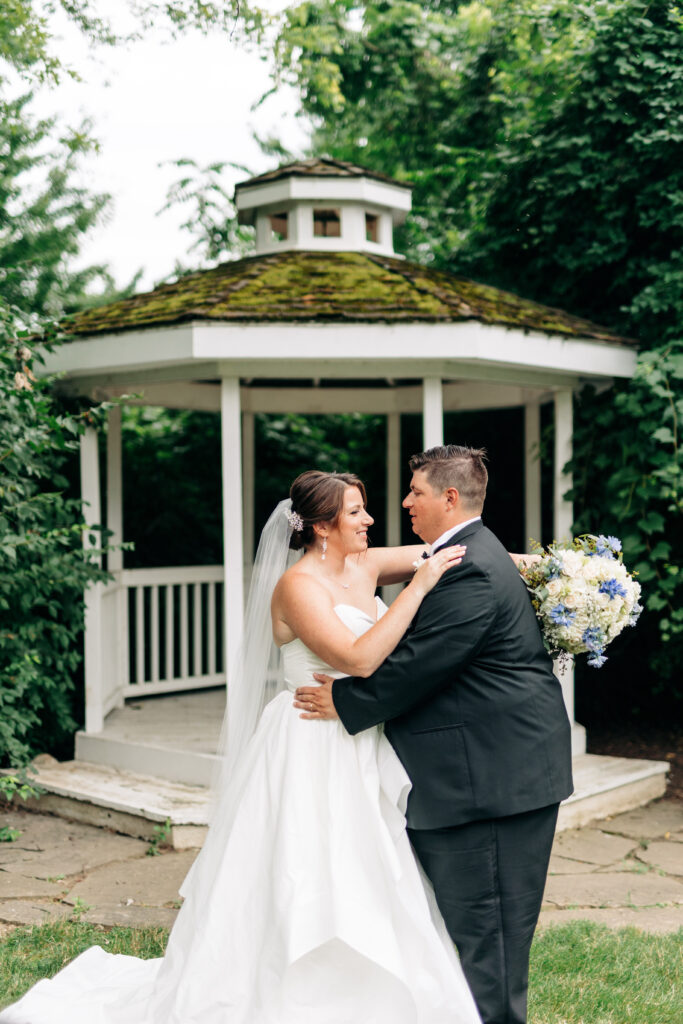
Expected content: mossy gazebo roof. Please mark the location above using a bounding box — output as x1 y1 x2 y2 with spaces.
62 251 630 345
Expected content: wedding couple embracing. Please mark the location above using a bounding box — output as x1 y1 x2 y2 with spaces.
1 445 573 1024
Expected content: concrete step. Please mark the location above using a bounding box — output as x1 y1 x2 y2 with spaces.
75 730 219 787
558 753 669 830
11 752 669 851
14 757 209 850
75 690 226 787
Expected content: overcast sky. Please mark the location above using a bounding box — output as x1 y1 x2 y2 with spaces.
31 2 308 291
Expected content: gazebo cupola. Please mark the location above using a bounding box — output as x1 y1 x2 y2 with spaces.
234 157 412 257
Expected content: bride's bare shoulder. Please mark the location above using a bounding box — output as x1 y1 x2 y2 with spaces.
272 562 332 611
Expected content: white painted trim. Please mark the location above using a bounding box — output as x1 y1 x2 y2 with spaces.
524 402 542 547
386 413 402 545
196 322 636 380
382 412 404 606
553 389 574 543
96 382 221 412
423 378 444 448
124 675 225 698
40 325 195 377
80 427 103 734
120 565 223 586
105 406 124 710
221 379 244 681
551 389 582 747
106 406 123 573
89 381 551 415
235 176 411 215
242 411 255 563
251 201 400 257
39 320 637 384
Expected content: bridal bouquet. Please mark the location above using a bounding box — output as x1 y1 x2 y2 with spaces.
518 535 643 668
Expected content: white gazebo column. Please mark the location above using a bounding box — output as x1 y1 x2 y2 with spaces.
106 405 125 709
221 378 245 681
383 412 403 604
423 378 444 449
241 411 255 569
553 388 586 755
524 401 542 547
80 425 104 733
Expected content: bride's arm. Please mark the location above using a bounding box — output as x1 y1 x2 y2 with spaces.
365 544 431 586
272 548 463 678
369 546 535 584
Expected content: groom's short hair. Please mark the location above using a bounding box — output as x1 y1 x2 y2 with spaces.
409 445 488 512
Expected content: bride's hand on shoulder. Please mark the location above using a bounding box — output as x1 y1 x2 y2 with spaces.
411 544 466 597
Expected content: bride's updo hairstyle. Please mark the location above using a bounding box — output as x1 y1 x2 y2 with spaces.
288 470 367 551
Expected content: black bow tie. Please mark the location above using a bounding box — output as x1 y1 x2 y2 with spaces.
422 551 430 560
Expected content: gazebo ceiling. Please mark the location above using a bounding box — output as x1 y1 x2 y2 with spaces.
60 251 632 346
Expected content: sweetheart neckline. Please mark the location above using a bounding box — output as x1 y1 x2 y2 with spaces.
333 595 383 624
278 597 382 648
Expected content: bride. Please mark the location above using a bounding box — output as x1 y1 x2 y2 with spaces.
0 470 482 1024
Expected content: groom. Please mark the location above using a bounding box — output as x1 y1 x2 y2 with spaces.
295 444 573 1024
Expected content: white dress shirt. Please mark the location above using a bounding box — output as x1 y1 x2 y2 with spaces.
429 516 481 555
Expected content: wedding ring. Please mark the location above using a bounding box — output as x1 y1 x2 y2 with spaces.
309 703 314 711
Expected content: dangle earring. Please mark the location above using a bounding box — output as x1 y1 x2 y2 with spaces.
321 537 327 561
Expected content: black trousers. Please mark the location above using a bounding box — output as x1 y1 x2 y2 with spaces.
408 803 559 1024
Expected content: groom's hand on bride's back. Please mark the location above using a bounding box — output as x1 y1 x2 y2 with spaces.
294 676 339 719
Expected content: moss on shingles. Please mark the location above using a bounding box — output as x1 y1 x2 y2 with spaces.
61 251 632 345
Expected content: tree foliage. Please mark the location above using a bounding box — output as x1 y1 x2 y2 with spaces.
0 93 113 321
268 0 683 708
0 311 111 765
157 158 255 274
0 1 261 85
454 1 683 702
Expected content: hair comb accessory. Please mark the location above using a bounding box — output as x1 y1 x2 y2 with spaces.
285 508 304 532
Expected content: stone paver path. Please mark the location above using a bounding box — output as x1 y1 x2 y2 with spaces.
1 799 682 934
539 798 683 933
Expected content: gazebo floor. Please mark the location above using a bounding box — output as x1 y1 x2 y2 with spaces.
76 689 225 788
17 691 669 849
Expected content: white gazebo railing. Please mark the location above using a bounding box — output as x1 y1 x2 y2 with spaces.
94 566 225 712
122 566 225 697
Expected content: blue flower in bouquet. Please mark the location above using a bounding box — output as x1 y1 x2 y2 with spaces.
595 535 622 558
582 626 605 652
545 557 563 580
628 601 644 627
548 604 576 627
587 652 608 668
598 578 628 600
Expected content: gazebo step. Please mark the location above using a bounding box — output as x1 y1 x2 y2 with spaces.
14 758 209 850
12 753 669 852
76 690 226 787
75 731 219 787
557 753 669 830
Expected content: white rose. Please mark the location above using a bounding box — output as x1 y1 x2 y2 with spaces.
559 550 585 578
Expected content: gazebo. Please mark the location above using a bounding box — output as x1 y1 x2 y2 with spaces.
34 158 667 843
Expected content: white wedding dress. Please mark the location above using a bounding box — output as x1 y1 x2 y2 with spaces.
0 599 480 1024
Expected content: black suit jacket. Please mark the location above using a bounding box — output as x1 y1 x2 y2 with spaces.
333 521 573 829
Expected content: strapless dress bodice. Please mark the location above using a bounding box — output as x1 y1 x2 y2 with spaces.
282 596 387 692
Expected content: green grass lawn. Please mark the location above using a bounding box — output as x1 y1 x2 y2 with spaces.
0 919 680 1022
